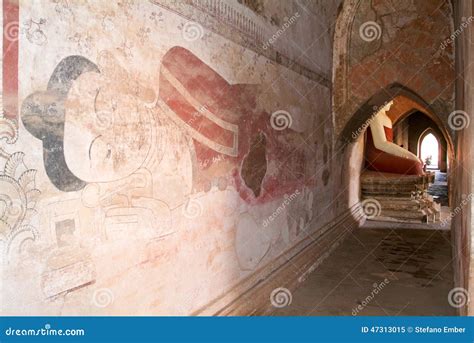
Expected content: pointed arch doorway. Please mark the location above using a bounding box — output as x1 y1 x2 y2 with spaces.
419 132 439 170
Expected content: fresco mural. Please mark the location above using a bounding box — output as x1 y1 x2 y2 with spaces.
1 0 336 315
21 46 309 203
0 115 40 262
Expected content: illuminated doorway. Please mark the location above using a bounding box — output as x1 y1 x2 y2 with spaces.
420 133 439 170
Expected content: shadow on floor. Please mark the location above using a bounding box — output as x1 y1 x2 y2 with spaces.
272 228 455 316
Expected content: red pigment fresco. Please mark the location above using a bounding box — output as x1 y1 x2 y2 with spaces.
3 0 19 122
160 47 309 204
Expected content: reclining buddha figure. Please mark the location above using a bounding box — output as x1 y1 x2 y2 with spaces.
365 101 424 176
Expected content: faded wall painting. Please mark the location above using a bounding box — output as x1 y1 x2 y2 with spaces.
1 0 336 315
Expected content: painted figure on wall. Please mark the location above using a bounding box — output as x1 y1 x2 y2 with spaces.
21 47 309 210
158 47 308 202
22 53 177 240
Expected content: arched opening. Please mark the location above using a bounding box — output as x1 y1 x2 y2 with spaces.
338 85 454 222
392 110 451 208
321 0 469 318
337 84 454 150
332 0 456 227
337 85 455 226
392 111 450 173
420 133 439 170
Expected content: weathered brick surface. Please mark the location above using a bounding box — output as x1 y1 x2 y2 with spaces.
334 0 455 138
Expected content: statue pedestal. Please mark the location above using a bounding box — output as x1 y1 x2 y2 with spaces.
361 171 440 223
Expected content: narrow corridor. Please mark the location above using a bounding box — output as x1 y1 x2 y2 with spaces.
3 0 473 325
273 228 454 316
428 171 449 206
